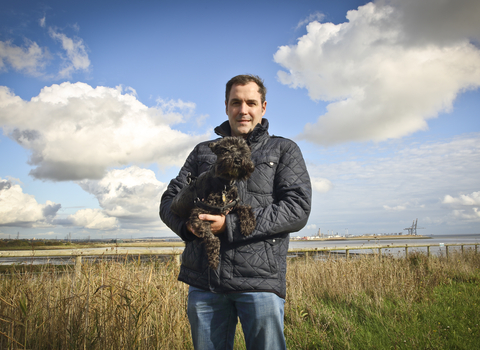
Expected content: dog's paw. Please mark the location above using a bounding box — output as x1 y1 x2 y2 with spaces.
203 234 221 269
236 205 256 236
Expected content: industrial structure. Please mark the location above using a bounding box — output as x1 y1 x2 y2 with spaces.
404 218 425 235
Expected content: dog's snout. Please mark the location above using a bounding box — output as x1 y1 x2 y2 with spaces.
234 159 241 166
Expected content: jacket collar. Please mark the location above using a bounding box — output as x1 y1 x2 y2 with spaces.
214 118 270 145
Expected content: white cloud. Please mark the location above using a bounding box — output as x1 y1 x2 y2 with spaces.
381 0 480 46
49 166 165 231
48 28 90 78
0 40 49 76
0 82 209 181
307 134 480 232
67 208 118 230
78 166 166 227
42 231 57 236
443 191 480 222
452 208 480 221
195 114 210 128
443 191 480 206
311 177 333 193
383 204 407 211
0 23 89 79
155 98 197 124
296 12 325 30
0 178 61 227
274 0 480 145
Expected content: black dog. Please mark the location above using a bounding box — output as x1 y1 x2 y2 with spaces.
171 137 256 269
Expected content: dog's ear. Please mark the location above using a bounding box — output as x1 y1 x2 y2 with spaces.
209 140 228 155
208 141 219 154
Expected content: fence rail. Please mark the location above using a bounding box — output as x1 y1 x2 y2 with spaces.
289 242 479 260
1 243 479 273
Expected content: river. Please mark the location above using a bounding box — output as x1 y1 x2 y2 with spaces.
289 233 480 257
1 234 479 265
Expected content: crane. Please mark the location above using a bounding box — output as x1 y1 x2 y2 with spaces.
403 218 425 235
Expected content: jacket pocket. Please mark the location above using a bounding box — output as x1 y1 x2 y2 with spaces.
232 240 278 278
264 239 278 274
182 239 208 273
247 155 278 194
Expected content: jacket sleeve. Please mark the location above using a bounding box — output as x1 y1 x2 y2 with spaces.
226 139 312 243
159 147 199 242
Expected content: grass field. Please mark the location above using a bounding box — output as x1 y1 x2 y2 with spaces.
0 249 479 349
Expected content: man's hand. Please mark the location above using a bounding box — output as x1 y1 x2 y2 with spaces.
187 214 227 237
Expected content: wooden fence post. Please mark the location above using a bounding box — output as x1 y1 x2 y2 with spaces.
427 246 430 257
174 253 181 266
75 256 82 278
346 249 349 260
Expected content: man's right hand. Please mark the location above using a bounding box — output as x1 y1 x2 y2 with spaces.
187 213 228 237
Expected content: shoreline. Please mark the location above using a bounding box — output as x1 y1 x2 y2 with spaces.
292 235 431 242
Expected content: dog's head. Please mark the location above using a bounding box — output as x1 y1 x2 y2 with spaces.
209 137 255 182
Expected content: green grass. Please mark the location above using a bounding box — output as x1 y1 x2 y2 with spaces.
0 250 479 349
284 251 480 349
284 281 480 349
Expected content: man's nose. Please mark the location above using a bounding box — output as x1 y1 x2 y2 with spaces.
239 102 248 114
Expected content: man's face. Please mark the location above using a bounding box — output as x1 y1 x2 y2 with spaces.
225 82 267 137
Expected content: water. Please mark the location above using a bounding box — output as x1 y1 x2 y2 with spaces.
289 233 480 257
1 234 479 265
0 246 182 266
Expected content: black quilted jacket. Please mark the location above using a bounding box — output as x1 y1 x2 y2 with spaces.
159 119 311 298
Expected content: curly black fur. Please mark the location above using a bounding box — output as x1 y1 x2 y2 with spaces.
171 137 256 269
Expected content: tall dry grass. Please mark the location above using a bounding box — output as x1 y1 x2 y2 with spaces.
1 249 479 349
0 258 191 349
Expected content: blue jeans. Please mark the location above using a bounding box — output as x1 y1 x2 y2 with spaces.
187 286 287 350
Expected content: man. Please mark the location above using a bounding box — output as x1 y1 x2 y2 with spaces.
160 74 311 350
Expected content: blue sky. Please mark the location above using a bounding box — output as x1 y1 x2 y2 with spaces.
1 0 480 240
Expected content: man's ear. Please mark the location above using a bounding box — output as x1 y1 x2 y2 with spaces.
225 100 228 115
262 100 267 116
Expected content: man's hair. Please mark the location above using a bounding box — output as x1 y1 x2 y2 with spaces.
225 74 267 104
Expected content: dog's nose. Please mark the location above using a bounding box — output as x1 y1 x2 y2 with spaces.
234 159 241 166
